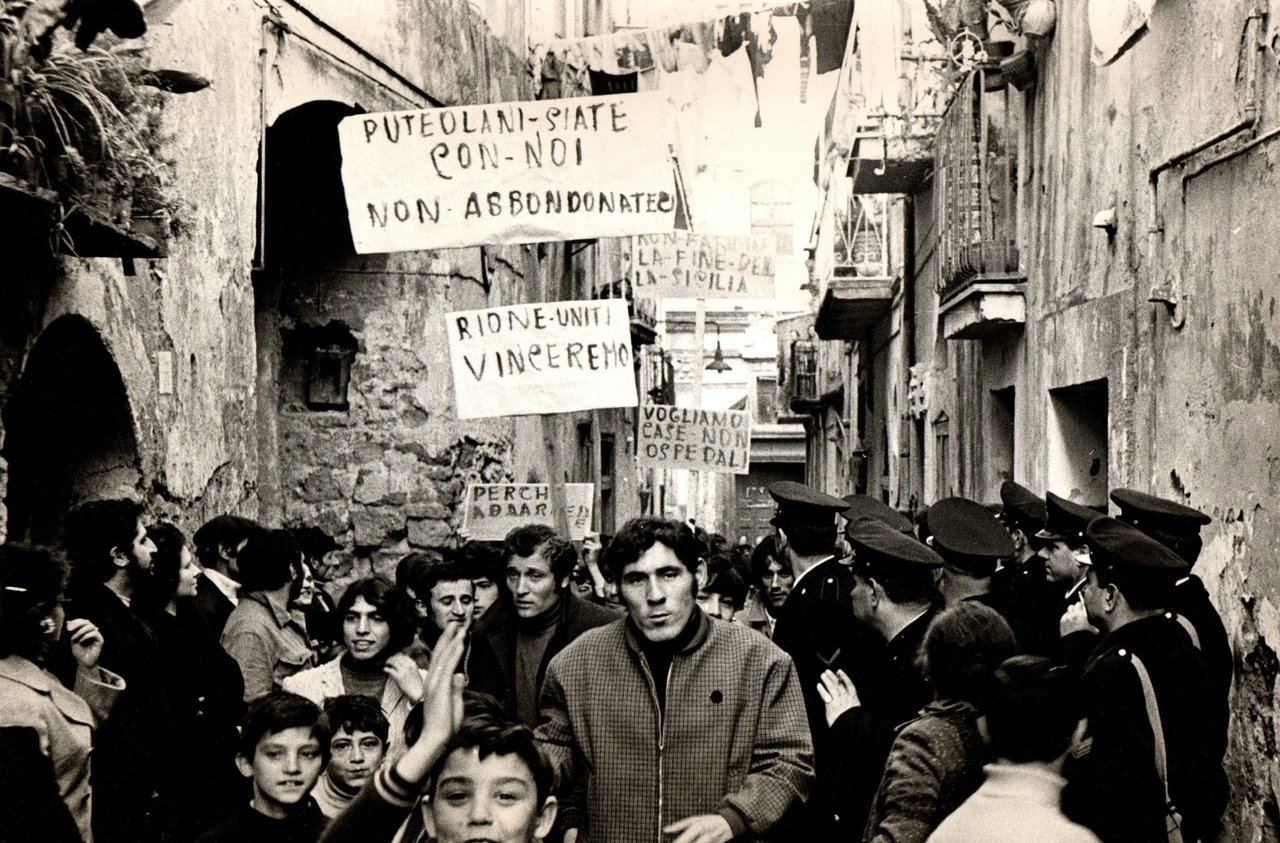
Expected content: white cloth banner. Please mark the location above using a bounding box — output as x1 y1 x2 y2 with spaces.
627 231 776 298
636 405 752 474
461 483 594 540
446 299 638 419
338 93 677 252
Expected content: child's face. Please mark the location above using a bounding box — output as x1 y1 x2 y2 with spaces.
237 726 325 816
328 728 385 791
425 748 556 843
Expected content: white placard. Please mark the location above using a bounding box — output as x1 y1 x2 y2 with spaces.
338 93 677 252
461 483 594 540
627 231 776 299
636 405 752 475
446 299 638 419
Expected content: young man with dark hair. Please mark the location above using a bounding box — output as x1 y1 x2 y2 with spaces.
403 551 475 664
221 529 315 701
1064 517 1227 843
535 516 813 843
468 524 615 726
696 566 747 622
742 535 792 637
63 499 178 843
461 541 505 620
928 656 1101 843
191 514 261 637
198 692 329 843
313 695 389 819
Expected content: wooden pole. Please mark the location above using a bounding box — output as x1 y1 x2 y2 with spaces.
525 242 572 538
689 298 706 523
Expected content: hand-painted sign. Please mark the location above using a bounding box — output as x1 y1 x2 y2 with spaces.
636 405 752 474
627 231 776 299
461 483 594 540
338 93 676 252
446 298 637 419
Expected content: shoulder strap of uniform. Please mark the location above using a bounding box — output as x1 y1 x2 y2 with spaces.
1168 612 1201 651
1130 652 1185 839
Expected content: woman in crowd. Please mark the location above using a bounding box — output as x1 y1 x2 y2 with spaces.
283 576 424 757
0 543 124 842
861 601 1018 843
137 523 246 840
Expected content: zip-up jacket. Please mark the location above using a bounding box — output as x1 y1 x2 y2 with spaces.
536 611 814 843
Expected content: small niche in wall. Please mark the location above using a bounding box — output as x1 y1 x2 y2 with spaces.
283 321 358 411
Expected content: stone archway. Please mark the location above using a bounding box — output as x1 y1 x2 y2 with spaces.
2 315 142 544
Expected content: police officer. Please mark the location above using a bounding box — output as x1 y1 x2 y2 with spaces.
767 481 879 841
1064 517 1228 843
840 494 914 534
1110 488 1229 758
993 481 1055 651
925 497 1015 611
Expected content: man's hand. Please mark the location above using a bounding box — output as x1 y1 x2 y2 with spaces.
816 668 861 726
383 652 425 702
563 830 579 843
65 618 104 671
663 814 733 843
394 622 466 783
1059 600 1096 637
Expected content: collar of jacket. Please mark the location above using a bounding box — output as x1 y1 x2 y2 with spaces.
0 654 53 694
248 590 302 629
622 608 710 657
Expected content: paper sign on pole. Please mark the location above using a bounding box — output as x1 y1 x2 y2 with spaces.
446 298 638 419
461 483 594 540
338 93 677 253
636 405 752 475
627 231 776 299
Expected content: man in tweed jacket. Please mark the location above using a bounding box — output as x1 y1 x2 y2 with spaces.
536 517 814 843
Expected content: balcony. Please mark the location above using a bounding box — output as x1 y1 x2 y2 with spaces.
934 70 1026 339
816 195 896 341
786 340 821 414
594 277 658 346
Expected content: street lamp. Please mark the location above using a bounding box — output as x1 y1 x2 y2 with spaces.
704 320 732 373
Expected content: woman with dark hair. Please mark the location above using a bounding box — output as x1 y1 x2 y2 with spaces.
0 543 124 842
283 576 424 757
137 523 246 840
861 601 1018 843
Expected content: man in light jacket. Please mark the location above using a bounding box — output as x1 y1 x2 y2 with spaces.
536 516 814 843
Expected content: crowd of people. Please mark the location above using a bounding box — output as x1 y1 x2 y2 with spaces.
0 479 1230 843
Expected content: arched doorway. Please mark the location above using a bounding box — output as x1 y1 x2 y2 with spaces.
2 316 142 544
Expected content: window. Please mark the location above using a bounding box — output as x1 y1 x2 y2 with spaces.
755 376 777 422
1047 380 1109 507
986 386 1015 499
933 411 951 499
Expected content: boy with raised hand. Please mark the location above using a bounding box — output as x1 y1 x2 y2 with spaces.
197 692 329 843
320 623 559 843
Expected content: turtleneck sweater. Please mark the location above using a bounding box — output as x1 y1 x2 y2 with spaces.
514 598 563 726
633 609 701 714
311 768 360 819
339 651 388 701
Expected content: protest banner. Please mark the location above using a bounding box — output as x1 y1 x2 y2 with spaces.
338 93 676 252
627 231 776 299
461 483 594 540
445 298 638 419
636 405 752 475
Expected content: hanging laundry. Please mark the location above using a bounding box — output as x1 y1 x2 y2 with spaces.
811 0 854 73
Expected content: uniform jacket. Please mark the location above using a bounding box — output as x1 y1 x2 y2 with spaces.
927 763 1101 843
0 656 123 842
221 590 315 701
536 611 814 843
1172 575 1231 758
467 592 617 724
282 652 422 759
864 700 989 843
1063 614 1228 843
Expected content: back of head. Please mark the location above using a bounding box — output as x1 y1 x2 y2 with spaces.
64 498 143 586
193 514 260 566
0 543 68 660
921 601 1018 706
460 541 505 582
238 691 330 761
600 517 702 584
987 655 1079 764
236 528 301 594
288 525 339 566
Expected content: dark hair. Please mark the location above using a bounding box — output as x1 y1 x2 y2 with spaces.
851 559 939 606
427 714 554 806
403 551 473 598
0 544 68 661
778 521 837 557
237 692 330 761
1091 565 1177 611
920 602 1018 707
502 525 576 583
702 551 732 580
192 514 260 567
404 691 506 747
703 567 747 608
395 552 428 593
323 694 390 745
748 536 788 590
63 499 144 585
987 656 1080 763
136 522 187 612
461 541 505 582
600 517 702 584
335 577 415 656
236 529 301 594
288 525 339 565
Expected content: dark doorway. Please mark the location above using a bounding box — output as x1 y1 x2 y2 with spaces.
3 316 141 544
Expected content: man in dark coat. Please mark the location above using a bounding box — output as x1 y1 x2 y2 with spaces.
992 481 1053 636
767 481 880 841
820 516 944 838
191 514 261 638
1063 518 1228 843
467 524 615 726
1110 488 1230 759
927 497 1029 631
64 499 179 843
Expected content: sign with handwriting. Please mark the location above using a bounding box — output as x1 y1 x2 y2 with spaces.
637 405 752 474
461 483 594 540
